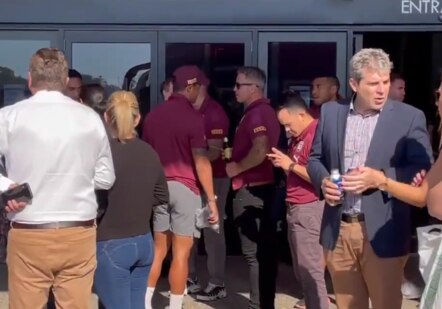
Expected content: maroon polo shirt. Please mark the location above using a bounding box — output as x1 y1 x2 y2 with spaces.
309 104 321 119
231 98 280 190
142 94 207 195
199 96 229 178
286 119 319 204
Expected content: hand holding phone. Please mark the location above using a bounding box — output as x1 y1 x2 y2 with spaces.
1 183 33 208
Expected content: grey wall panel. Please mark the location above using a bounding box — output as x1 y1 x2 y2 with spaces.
1 0 441 25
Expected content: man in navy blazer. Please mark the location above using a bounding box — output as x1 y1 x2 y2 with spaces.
307 48 433 309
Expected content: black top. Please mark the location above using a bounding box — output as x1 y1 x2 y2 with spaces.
96 138 169 241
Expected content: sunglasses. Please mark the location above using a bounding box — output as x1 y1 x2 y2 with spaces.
235 82 260 89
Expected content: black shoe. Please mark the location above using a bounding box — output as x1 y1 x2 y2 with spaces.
186 277 201 294
196 283 227 301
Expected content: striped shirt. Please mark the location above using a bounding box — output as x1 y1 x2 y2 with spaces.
343 101 380 214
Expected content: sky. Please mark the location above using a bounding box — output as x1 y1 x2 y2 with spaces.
72 43 151 87
0 40 50 77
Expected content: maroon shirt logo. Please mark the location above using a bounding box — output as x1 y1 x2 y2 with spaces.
296 141 304 153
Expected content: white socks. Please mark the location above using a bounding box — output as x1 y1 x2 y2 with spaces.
169 294 184 309
145 286 155 309
145 287 183 309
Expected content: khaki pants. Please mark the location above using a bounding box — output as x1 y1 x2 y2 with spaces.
7 226 96 309
325 221 407 309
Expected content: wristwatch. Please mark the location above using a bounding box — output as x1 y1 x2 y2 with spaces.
288 162 296 173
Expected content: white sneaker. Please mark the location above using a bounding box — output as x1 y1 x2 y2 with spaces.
402 280 423 299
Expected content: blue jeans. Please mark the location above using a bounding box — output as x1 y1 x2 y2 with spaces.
94 233 154 309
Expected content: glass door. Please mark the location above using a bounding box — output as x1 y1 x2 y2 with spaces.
258 32 348 105
159 31 253 255
0 31 61 107
64 31 157 119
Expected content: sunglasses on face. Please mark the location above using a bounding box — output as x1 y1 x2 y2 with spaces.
235 82 260 89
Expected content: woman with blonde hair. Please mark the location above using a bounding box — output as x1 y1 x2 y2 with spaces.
93 90 169 309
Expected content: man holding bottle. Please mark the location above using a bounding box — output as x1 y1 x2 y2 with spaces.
307 49 432 309
227 66 280 309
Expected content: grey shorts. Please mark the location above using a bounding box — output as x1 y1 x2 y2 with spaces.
153 181 203 238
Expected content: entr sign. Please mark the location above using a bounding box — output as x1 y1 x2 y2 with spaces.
401 0 442 14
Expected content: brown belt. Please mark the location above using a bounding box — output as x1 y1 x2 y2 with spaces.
341 213 365 223
11 219 95 229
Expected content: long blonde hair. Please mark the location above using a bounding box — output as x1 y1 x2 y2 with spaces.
106 91 140 142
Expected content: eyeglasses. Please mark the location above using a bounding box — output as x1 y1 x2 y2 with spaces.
235 82 259 89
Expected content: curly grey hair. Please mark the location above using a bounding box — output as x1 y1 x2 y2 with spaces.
349 48 393 82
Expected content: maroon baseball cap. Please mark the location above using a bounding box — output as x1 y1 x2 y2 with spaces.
173 65 206 89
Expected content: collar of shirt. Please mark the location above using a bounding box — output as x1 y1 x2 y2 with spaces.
293 119 318 143
169 93 193 107
33 90 66 101
245 98 271 113
349 95 382 118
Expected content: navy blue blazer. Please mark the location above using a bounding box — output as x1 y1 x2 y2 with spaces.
307 99 433 258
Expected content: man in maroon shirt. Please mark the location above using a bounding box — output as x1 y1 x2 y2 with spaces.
226 66 280 309
268 93 328 309
187 71 230 301
310 76 341 119
142 65 219 309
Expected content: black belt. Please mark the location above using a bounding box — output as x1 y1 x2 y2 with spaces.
11 219 95 229
341 213 365 223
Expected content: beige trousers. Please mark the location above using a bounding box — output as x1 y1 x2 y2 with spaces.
7 226 96 309
325 222 407 309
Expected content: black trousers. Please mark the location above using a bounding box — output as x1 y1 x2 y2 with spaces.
233 185 278 309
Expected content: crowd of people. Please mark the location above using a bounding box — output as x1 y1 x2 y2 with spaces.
0 46 441 309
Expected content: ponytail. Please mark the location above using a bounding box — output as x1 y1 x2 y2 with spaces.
106 91 140 142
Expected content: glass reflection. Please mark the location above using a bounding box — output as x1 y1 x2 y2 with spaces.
0 40 49 107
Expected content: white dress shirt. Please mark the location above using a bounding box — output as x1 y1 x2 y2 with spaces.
0 90 115 223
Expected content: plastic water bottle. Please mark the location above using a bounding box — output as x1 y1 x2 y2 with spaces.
210 223 220 233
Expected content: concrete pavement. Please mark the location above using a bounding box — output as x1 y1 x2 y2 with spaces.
0 256 420 308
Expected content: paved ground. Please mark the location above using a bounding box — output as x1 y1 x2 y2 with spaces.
0 256 420 308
